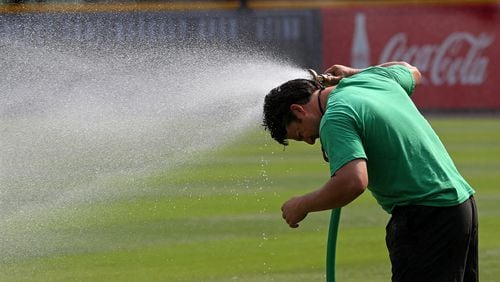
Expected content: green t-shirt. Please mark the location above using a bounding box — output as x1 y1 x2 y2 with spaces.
319 65 475 213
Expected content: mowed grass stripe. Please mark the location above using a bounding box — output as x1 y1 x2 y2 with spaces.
0 117 499 281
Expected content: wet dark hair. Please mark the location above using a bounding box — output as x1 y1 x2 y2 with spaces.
262 79 322 145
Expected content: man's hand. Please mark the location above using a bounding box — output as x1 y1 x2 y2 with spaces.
281 196 308 228
323 64 361 84
280 159 368 229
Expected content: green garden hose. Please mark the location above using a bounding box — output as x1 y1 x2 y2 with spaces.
326 208 341 282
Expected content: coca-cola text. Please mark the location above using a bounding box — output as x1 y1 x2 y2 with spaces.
379 32 494 86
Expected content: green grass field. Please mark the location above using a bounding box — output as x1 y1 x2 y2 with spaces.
1 117 499 281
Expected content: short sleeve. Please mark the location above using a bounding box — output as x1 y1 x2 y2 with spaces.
319 105 367 176
383 65 416 96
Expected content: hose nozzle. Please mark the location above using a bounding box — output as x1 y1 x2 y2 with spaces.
307 69 336 87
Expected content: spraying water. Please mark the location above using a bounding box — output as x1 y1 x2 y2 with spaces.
0 38 306 261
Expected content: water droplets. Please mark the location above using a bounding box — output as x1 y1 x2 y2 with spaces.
0 38 305 262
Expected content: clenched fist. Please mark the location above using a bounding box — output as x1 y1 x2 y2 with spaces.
281 196 308 228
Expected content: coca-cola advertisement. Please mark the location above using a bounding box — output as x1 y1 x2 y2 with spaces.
321 4 500 110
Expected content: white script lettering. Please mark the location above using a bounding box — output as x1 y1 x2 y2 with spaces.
379 32 493 86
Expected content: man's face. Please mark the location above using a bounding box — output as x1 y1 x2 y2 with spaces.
285 105 320 145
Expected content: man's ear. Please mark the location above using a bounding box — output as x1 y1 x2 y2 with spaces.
290 104 305 117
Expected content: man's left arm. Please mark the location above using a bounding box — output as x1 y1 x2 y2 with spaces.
376 61 422 85
324 61 422 86
281 158 368 228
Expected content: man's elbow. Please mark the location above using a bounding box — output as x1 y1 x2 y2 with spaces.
335 158 368 204
341 159 368 193
335 175 367 208
350 174 368 196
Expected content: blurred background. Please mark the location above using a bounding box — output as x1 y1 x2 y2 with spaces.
2 0 499 111
1 1 499 281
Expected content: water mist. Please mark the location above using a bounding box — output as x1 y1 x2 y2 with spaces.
0 39 307 261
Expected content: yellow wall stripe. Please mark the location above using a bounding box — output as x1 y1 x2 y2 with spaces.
0 1 239 13
0 0 499 13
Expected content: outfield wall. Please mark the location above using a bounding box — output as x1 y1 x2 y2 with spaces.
2 1 499 110
0 6 322 69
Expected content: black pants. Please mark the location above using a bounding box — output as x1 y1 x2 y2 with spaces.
386 196 478 282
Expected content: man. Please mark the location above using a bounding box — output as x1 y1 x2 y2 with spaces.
262 61 477 281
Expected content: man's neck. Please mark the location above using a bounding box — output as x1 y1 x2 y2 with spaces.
318 86 335 114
